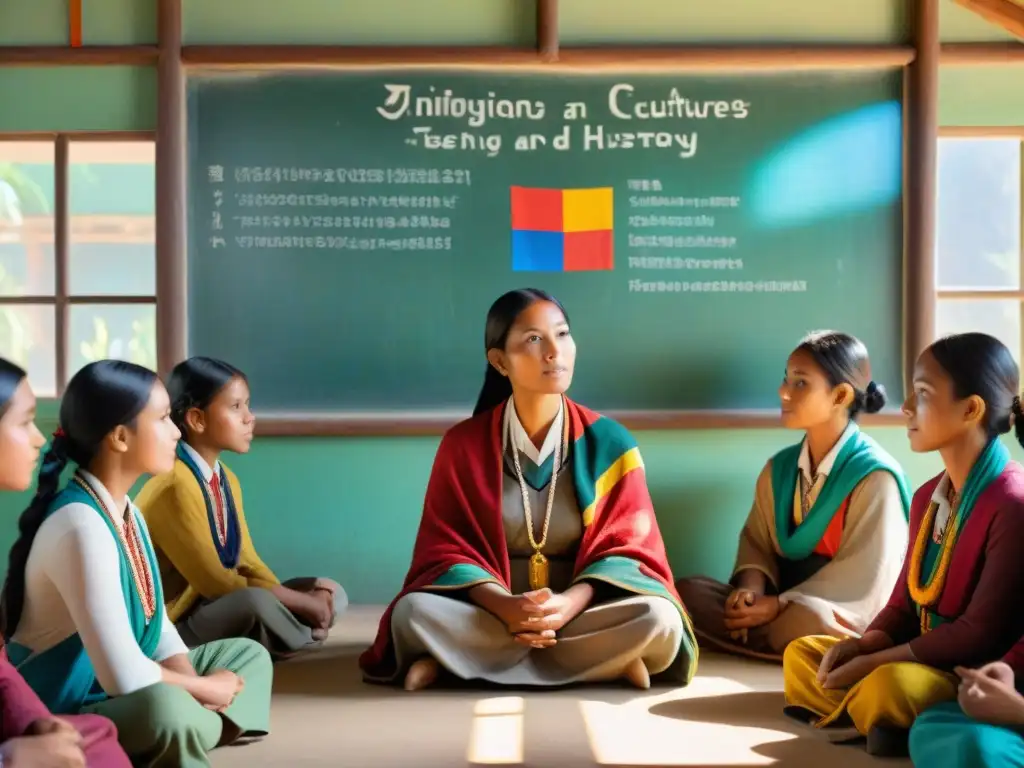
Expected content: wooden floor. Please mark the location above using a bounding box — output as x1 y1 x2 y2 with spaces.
211 606 911 768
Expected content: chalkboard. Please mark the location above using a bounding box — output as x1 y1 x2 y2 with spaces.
187 69 904 413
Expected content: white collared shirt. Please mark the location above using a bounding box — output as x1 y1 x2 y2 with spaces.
930 473 955 543
12 471 188 696
180 442 229 543
180 441 219 483
502 396 564 466
793 422 857 524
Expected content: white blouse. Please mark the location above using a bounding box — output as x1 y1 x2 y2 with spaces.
11 470 188 696
792 422 857 523
181 441 219 482
503 395 564 466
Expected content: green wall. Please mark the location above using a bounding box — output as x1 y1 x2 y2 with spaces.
1 0 1022 603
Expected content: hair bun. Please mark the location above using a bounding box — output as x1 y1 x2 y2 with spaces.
864 381 887 414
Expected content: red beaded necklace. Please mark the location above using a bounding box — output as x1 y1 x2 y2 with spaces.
73 474 157 622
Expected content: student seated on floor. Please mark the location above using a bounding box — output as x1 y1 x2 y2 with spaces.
0 360 273 768
136 357 346 661
783 333 1024 758
910 636 1024 767
678 331 910 662
360 288 697 692
0 356 131 768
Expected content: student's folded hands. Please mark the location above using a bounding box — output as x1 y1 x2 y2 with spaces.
723 589 780 634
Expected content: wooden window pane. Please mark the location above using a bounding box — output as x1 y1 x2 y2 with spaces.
68 303 157 379
69 141 156 297
0 304 57 397
0 141 57 296
936 138 1021 291
936 298 1021 364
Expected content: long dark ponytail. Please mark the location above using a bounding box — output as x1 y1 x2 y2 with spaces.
472 288 569 416
1 360 158 640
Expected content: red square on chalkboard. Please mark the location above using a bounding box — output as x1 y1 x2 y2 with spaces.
564 230 613 271
511 187 563 232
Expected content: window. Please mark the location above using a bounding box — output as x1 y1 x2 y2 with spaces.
935 135 1023 363
0 137 156 396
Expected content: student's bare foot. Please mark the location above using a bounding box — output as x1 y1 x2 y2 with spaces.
624 657 650 690
404 657 440 692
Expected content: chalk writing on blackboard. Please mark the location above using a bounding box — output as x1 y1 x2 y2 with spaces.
196 151 804 288
375 84 751 159
628 280 807 294
629 257 744 270
204 163 467 253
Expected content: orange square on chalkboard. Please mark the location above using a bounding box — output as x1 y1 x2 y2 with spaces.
564 230 614 272
511 186 563 232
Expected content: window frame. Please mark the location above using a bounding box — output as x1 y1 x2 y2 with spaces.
935 126 1024 363
0 131 157 396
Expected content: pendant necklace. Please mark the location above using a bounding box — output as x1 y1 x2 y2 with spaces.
508 407 562 591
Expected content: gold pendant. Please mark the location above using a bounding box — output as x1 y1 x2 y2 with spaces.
528 551 549 590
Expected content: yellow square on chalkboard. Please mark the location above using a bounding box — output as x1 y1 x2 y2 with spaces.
562 188 613 233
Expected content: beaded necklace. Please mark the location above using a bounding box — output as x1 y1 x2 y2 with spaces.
73 473 157 622
907 478 962 632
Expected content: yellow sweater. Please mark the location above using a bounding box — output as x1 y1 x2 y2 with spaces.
137 458 280 622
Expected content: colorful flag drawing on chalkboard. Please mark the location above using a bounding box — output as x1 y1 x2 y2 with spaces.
510 186 614 272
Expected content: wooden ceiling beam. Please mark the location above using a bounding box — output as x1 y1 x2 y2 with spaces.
953 0 1024 40
2 43 1023 68
942 41 1024 62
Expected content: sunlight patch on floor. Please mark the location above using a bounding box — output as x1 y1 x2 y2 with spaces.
467 696 524 765
580 677 796 766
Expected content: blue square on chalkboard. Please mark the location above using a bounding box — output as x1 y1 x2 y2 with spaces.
512 230 564 272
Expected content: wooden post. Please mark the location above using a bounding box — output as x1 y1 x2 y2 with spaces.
904 0 939 394
156 0 187 377
69 0 83 47
537 0 559 61
54 136 69 393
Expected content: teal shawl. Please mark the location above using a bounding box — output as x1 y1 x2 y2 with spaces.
6 477 164 714
770 424 912 560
